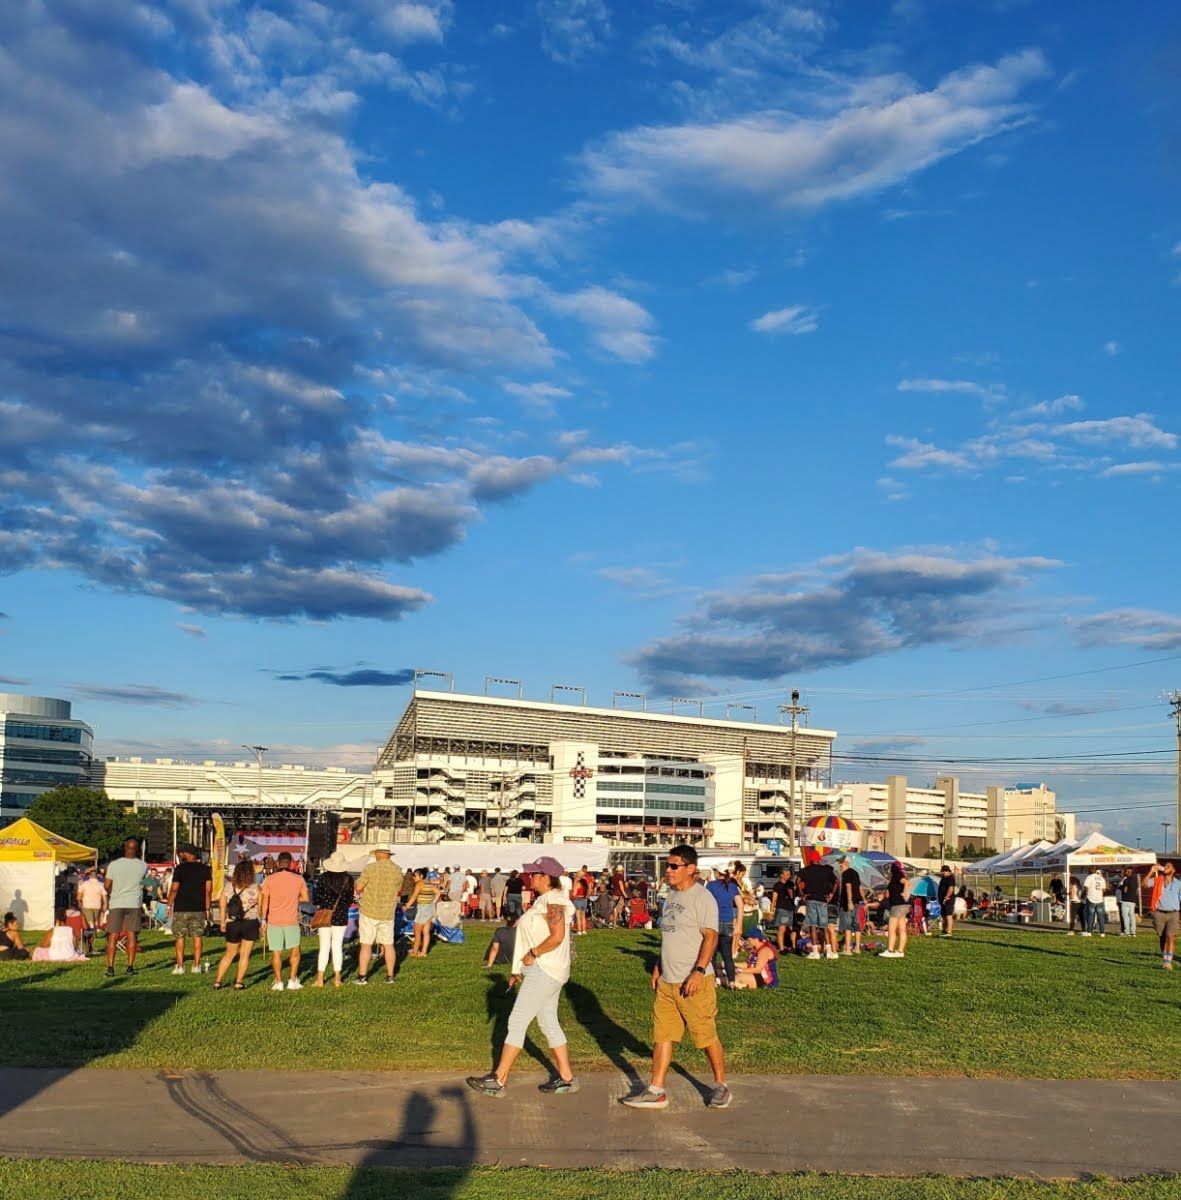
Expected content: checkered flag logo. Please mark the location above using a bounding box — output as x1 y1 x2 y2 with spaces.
569 752 593 799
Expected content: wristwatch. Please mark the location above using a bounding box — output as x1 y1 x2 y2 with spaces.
690 965 706 975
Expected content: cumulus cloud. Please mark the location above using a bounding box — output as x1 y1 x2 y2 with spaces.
897 378 1003 401
1073 609 1181 652
580 50 1048 214
0 5 664 623
751 305 818 335
276 667 416 687
628 548 1059 692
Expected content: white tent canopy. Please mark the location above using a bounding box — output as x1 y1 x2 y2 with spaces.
968 833 1155 877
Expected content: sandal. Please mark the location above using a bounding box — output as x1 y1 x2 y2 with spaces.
232 982 246 990
213 983 223 990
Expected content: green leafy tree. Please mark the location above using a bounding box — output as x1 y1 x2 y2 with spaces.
25 787 146 862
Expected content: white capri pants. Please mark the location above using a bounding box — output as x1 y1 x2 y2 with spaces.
504 964 567 1049
317 925 345 973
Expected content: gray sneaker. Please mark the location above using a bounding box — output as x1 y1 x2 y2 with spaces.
466 1073 506 1098
621 1086 668 1110
707 1083 733 1109
537 1076 580 1095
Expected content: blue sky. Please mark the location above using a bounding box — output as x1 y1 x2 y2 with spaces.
2 0 1180 847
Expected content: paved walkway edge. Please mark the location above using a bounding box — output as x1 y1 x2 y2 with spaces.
1 1068 1178 1178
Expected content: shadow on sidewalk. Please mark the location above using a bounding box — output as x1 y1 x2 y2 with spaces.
339 1084 478 1197
0 965 182 1120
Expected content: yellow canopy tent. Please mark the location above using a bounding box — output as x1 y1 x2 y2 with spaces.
0 817 97 863
0 817 97 929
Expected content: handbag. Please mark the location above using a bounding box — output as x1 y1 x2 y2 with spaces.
310 878 348 930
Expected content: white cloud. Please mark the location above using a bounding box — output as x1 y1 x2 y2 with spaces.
1074 609 1181 651
886 436 975 472
751 305 818 335
548 286 658 362
1021 394 1084 417
537 0 610 63
897 378 1001 400
1100 461 1175 478
1104 340 1121 356
503 381 574 415
380 3 450 44
580 50 1048 215
1054 415 1176 451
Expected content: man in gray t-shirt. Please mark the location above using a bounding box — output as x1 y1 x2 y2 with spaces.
103 837 148 977
621 844 731 1112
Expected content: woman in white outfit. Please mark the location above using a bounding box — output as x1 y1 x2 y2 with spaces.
466 856 577 1097
312 851 354 988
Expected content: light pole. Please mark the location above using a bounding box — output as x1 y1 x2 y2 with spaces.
1163 822 1173 856
1169 692 1181 857
242 744 268 804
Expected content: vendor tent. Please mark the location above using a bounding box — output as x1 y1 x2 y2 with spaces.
0 817 97 930
333 840 611 875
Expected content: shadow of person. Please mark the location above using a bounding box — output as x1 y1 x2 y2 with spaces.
340 1084 478 1196
0 966 183 1125
8 890 29 927
617 943 660 973
483 974 550 1073
564 979 647 1089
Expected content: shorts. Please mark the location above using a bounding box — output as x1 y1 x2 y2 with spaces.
572 897 588 912
805 899 833 928
106 908 142 934
838 909 858 933
224 918 261 944
774 909 793 928
266 924 301 952
171 911 207 938
81 907 103 929
358 914 394 945
889 904 909 921
414 903 436 926
1152 910 1180 938
652 978 719 1049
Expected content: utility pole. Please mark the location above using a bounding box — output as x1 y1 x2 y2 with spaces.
1163 822 1173 857
1169 692 1181 857
779 690 808 859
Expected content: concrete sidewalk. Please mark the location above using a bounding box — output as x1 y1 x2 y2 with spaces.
2 1068 1178 1177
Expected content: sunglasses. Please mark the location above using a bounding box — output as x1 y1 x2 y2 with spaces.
666 861 688 870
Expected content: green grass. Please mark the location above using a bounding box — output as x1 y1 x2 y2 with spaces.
0 924 1177 1078
1 1162 1179 1200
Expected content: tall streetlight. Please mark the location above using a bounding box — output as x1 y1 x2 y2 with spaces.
1163 822 1173 856
242 744 268 804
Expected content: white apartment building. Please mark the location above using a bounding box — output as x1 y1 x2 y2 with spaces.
373 689 837 849
0 694 94 819
817 776 1072 858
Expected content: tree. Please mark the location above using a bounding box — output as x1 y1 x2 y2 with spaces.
25 787 146 862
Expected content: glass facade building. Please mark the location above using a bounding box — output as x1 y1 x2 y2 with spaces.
0 694 94 818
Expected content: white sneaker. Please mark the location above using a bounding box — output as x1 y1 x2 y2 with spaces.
879 950 899 957
825 949 838 959
286 978 303 990
191 964 202 974
806 950 821 960
271 981 285 991
1081 932 1092 937
171 966 185 975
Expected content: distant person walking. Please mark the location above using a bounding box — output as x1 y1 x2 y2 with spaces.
76 868 106 939
103 837 147 978
879 862 911 958
770 867 795 954
705 867 740 987
502 870 524 920
353 845 403 984
166 843 212 974
214 859 262 990
467 857 578 1097
622 844 730 1111
312 851 354 988
1145 861 1180 970
259 852 308 991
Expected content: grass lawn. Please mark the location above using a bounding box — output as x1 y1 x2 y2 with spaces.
0 924 1177 1078
1 1162 1179 1200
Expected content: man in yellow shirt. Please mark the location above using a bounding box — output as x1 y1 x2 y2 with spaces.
353 845 404 985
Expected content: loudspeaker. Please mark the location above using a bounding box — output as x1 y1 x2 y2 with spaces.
145 818 170 858
306 819 332 861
